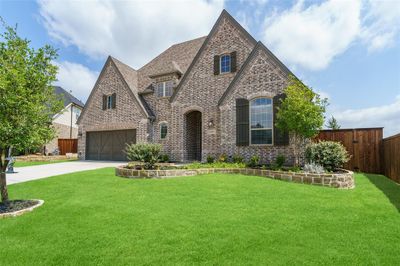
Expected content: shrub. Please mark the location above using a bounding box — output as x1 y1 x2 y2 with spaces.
274 155 286 169
232 154 244 163
305 141 350 172
125 143 162 169
247 155 260 168
206 155 215 164
303 163 325 174
217 154 228 163
159 154 169 163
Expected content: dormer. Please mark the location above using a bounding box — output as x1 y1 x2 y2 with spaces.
148 61 183 98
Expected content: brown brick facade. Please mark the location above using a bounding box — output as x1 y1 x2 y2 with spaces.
78 10 300 163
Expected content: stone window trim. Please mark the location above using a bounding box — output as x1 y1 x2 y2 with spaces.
159 121 168 140
249 97 274 146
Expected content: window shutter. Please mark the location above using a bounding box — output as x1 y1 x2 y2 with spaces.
273 93 289 146
230 51 237 72
112 93 116 109
214 55 220 75
102 95 107 110
236 98 249 146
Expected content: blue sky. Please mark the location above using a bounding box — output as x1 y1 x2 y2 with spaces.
1 0 399 136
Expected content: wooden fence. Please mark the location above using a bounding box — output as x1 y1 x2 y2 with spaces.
58 139 78 155
382 134 400 183
315 128 383 174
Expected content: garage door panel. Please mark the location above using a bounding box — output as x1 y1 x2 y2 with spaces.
86 129 136 161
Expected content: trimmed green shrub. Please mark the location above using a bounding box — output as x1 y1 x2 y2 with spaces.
159 154 169 163
184 162 246 169
305 141 350 172
232 154 244 163
125 143 162 169
274 155 286 169
247 155 260 168
206 155 215 164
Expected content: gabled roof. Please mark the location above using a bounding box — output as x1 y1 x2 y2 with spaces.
137 36 206 91
54 86 84 108
77 56 152 124
169 9 257 102
218 41 296 106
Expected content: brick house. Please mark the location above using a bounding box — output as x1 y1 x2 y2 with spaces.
77 10 296 163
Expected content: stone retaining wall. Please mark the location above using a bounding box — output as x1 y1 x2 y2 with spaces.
15 155 77 162
115 167 354 189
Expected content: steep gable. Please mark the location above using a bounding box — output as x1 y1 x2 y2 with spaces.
218 42 293 107
218 42 294 106
77 57 150 125
169 9 257 104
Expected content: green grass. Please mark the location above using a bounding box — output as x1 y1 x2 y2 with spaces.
1 169 399 265
14 159 77 167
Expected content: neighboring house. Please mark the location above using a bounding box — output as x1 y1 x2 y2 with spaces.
45 86 84 155
78 10 297 163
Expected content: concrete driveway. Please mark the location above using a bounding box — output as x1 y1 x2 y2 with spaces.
7 161 124 185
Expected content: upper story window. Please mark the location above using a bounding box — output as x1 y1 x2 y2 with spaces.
220 54 231 73
250 98 273 145
160 122 168 139
102 93 116 110
156 81 173 97
214 51 236 75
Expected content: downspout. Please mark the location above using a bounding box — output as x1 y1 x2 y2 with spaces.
70 104 73 139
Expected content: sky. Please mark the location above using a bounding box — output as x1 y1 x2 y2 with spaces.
1 0 399 136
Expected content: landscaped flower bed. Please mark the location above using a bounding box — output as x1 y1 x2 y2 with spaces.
115 166 354 189
0 199 44 218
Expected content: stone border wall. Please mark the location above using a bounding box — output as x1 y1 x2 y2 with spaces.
0 200 44 219
116 167 354 189
15 155 77 162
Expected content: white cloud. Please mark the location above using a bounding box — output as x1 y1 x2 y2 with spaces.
38 0 224 69
55 61 99 103
360 0 400 52
263 0 361 71
329 95 400 137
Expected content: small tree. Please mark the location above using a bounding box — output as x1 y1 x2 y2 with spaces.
0 20 63 202
326 116 341 130
276 76 328 166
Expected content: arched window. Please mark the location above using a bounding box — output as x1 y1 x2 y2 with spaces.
160 123 168 139
250 98 273 145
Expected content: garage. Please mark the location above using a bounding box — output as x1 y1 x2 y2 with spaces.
86 129 136 161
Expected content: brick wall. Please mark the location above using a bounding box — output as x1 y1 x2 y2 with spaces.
78 61 148 159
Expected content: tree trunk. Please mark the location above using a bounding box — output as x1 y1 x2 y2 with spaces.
0 148 9 202
0 171 8 202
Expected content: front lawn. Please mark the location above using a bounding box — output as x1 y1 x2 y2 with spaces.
0 169 399 265
14 159 77 167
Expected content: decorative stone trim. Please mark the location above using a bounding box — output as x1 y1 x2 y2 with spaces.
15 155 77 162
0 199 44 219
115 167 354 189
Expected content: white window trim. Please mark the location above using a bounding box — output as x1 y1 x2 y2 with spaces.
157 81 173 97
220 54 231 74
249 97 274 146
159 122 168 139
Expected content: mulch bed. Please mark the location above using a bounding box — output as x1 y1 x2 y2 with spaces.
0 200 40 214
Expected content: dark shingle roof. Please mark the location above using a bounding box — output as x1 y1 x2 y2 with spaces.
54 86 84 108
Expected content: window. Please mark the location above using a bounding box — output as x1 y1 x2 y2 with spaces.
160 123 168 139
220 54 231 73
107 95 113 109
250 98 273 145
156 81 173 97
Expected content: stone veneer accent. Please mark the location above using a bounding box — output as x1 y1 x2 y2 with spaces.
115 166 355 189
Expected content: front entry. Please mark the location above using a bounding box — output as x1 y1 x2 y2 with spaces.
185 111 202 161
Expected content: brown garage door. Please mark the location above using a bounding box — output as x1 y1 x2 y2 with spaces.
86 129 136 161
